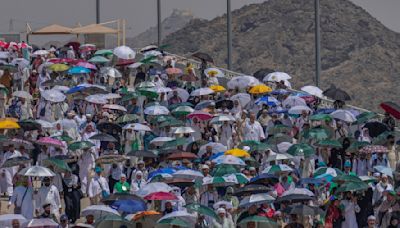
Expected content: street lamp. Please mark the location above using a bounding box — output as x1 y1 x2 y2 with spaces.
227 0 232 70
315 0 321 87
157 0 162 47
96 0 100 24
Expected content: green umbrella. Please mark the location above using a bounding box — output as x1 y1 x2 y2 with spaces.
212 164 239 177
310 113 332 121
268 124 291 134
0 85 9 95
121 92 139 102
348 141 371 151
42 157 71 172
240 140 261 148
162 138 188 149
88 55 110 64
372 131 397 145
52 134 73 142
159 119 184 128
18 119 41 131
244 156 260 167
352 112 377 125
95 215 133 228
136 81 156 88
150 115 175 124
335 181 369 193
94 49 113 56
68 141 95 151
168 102 194 111
0 64 17 73
171 106 194 116
313 167 343 177
138 87 159 99
0 135 8 142
316 139 342 148
140 55 158 64
184 203 218 220
303 127 330 140
239 216 278 227
158 218 188 227
267 133 292 145
287 143 315 157
332 174 362 183
116 114 139 124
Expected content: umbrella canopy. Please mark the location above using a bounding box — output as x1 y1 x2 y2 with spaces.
127 150 158 158
67 66 91 75
287 143 315 157
136 182 173 197
1 156 31 168
89 133 117 142
227 75 259 89
42 157 71 172
144 192 178 200
363 122 390 137
0 214 27 227
230 93 252 107
18 165 55 177
192 52 213 62
360 145 388 154
224 148 250 157
330 109 356 122
167 152 198 160
212 155 246 166
150 137 174 146
288 105 312 115
239 193 275 208
113 46 136 59
101 67 122 78
95 215 133 228
301 85 324 98
36 137 64 148
204 68 224 77
96 122 122 133
24 218 58 228
88 55 110 64
249 84 272 94
123 123 151 131
173 169 204 180
12 90 33 100
95 49 113 56
316 139 343 148
190 87 214 97
262 164 293 174
310 113 332 121
184 203 218 220
18 119 41 131
0 118 20 129
255 96 280 106
210 115 236 124
166 67 183 75
171 106 194 116
41 89 66 102
199 142 227 156
68 141 95 151
323 84 351 101
380 102 400 119
96 155 127 164
374 165 394 178
76 61 97 70
144 105 170 116
117 114 139 124
172 126 195 134
314 167 343 177
239 216 278 227
282 96 306 108
336 181 369 193
81 205 120 219
103 104 127 112
111 199 147 214
187 111 213 121
263 72 292 82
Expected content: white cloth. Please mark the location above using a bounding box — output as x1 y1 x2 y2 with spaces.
9 186 34 219
88 176 110 198
0 150 22 195
243 120 265 141
35 185 61 216
341 200 360 228
78 151 95 194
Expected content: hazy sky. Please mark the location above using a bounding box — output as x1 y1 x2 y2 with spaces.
1 0 399 45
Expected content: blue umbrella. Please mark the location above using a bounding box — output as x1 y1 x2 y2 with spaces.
68 66 91 75
299 178 326 186
66 85 86 94
315 108 336 114
111 199 147 214
249 173 279 185
209 152 224 160
255 96 280 106
270 89 289 95
148 168 176 179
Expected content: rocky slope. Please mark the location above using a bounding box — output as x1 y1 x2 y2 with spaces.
163 0 400 111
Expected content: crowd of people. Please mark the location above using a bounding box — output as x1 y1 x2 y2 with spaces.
0 40 399 228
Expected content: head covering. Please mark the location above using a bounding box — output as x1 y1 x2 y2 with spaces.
95 166 103 173
202 164 209 170
344 160 351 168
138 160 145 165
60 214 68 221
120 174 126 178
243 146 250 151
249 167 256 171
368 215 376 220
217 208 226 214
226 187 234 193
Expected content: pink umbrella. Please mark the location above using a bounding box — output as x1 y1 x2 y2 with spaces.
166 67 183 75
187 110 213 121
144 192 178 200
37 137 64 148
76 62 97 70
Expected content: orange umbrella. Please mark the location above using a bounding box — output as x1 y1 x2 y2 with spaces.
133 210 160 221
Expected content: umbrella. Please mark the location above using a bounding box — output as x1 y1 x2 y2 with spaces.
166 67 182 75
103 104 127 112
212 155 246 166
263 72 292 82
24 218 58 228
287 143 315 157
136 182 173 197
89 133 117 142
323 84 351 101
85 94 108 105
33 50 49 56
101 67 122 78
192 52 213 62
117 114 139 124
194 100 215 110
67 66 90 75
255 96 280 106
42 157 71 172
0 118 20 129
211 164 239 176
313 167 343 177
301 85 324 98
262 164 293 174
184 203 218 220
303 127 330 140
171 106 194 116
276 194 315 203
187 111 213 121
138 87 159 99
52 134 74 142
209 85 226 93
264 153 294 162
204 68 224 77
113 46 136 59
130 210 161 221
148 168 176 180
1 156 31 168
168 88 190 102
111 199 147 214
9 138 34 149
353 112 378 125
81 205 120 219
225 148 250 157
316 139 343 148
144 192 178 200
144 105 170 115
249 84 272 94
41 89 66 102
95 49 113 56
380 102 400 119
76 62 97 70
230 93 251 107
363 122 390 137
68 141 95 151
202 176 237 186
248 174 279 186
233 184 271 197
223 173 249 184
101 193 144 205
173 169 204 180
96 155 127 164
12 91 32 100
88 56 110 64
36 137 64 148
127 150 158 158
239 216 278 227
348 141 371 151
18 165 55 177
239 193 275 208
374 165 393 178
209 115 236 124
0 214 27 227
288 105 312 115
18 119 41 131
198 142 227 156
167 152 198 160
282 96 306 108
95 215 133 228
330 109 357 122
335 181 369 193
360 145 388 153
227 75 259 89
150 137 174 146
332 174 362 183
123 123 151 131
97 122 122 133
190 87 214 97
282 188 314 197
172 126 195 134
215 99 234 109
310 113 332 121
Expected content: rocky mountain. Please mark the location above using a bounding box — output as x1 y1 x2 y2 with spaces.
163 0 400 111
127 9 194 48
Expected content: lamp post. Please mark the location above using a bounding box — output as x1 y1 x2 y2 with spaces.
157 0 162 47
315 0 321 87
227 0 232 70
96 0 100 24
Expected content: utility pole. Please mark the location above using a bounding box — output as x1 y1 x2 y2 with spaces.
96 0 100 24
315 0 321 87
157 0 162 47
227 0 232 70
9 19 14 32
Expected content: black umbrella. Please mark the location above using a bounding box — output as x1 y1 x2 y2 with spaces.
195 100 215 110
18 119 41 131
1 156 32 168
165 178 195 188
284 204 324 216
233 184 271 197
276 194 315 203
363 122 389 138
215 99 234 109
89 133 117 142
323 84 351 101
248 174 279 186
97 122 122 134
253 68 274 81
102 193 143 205
127 150 158 158
192 52 213 63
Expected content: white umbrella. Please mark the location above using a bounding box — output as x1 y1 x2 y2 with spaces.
81 205 120 219
227 75 259 89
277 142 292 153
136 182 173 197
288 105 313 115
239 193 275 208
210 115 236 124
155 87 173 94
262 164 293 174
301 85 324 98
144 105 170 115
282 96 306 108
0 51 10 59
33 50 49 56
0 214 27 227
173 169 204 180
137 81 155 88
52 85 70 93
172 126 195 134
282 188 314 197
12 91 32 100
100 67 122 78
113 45 135 59
11 58 30 68
230 93 251 107
103 104 127 112
123 123 151 131
150 137 174 146
199 142 227 156
263 72 292 82
265 153 294 162
103 93 121 99
144 50 162 58
204 67 225 77
157 210 197 224
168 88 189 102
212 155 246 166
24 218 59 228
36 119 54 129
85 95 108 105
18 165 55 177
41 89 66 103
330 109 357 122
190 87 214 97
140 45 158 53
128 62 143 69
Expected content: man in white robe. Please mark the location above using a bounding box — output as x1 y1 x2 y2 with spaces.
243 113 265 141
35 177 62 220
78 149 96 195
8 177 34 219
88 167 110 205
0 144 22 196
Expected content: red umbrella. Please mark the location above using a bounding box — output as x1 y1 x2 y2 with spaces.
167 152 198 160
76 62 97 70
187 111 213 121
36 137 64 148
144 192 177 200
116 59 135 66
380 102 400 119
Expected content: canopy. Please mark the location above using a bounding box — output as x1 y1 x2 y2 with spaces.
31 24 73 35
71 24 118 34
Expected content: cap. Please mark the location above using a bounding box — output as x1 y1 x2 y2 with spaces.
368 215 376 220
94 166 103 173
216 208 226 214
249 167 256 171
60 214 68 221
120 174 126 178
138 160 145 165
201 165 209 170
344 160 351 168
42 202 51 208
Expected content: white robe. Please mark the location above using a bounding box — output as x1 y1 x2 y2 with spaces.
0 151 22 195
243 121 265 141
220 125 235 149
9 186 34 219
78 151 95 194
341 200 360 228
35 185 61 217
88 176 109 198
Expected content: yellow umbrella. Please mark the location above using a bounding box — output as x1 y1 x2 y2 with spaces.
249 84 272 94
224 148 250 157
49 63 70 72
209 85 226 93
0 118 20 129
